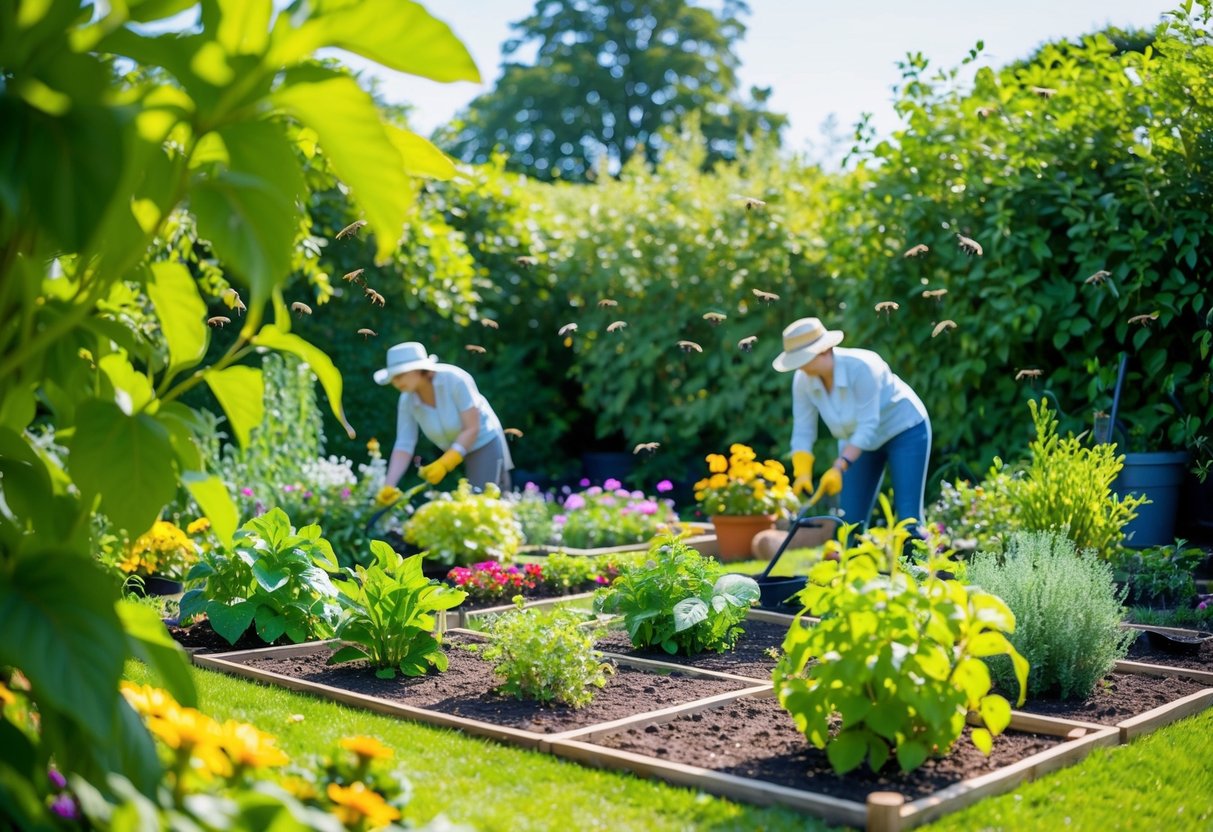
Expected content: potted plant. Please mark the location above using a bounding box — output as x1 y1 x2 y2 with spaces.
118 519 199 596
693 444 797 560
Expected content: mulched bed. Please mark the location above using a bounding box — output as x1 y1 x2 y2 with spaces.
595 619 793 681
1125 631 1213 672
168 620 292 655
1008 672 1209 724
232 635 756 734
594 696 1062 804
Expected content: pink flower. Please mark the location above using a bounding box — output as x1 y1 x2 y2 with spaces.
656 480 674 493
564 494 586 510
525 481 540 492
636 500 659 515
241 487 254 497
341 487 352 499
579 478 591 487
553 514 567 525
282 484 295 492
604 478 622 490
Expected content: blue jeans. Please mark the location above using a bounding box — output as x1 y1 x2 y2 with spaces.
838 420 932 537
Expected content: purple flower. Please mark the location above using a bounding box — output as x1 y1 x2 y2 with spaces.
564 494 586 510
302 490 313 500
553 514 568 525
630 489 644 499
47 769 66 790
603 478 622 491
636 500 659 515
525 481 540 492
341 487 352 499
656 480 674 493
587 486 602 496
241 487 254 497
579 478 591 487
50 794 79 820
282 484 295 492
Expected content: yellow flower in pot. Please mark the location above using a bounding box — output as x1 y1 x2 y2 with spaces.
695 444 798 560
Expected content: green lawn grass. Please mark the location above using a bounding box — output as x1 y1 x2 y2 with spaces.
125 657 1213 831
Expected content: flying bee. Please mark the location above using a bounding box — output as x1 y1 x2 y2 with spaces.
597 298 618 308
207 316 231 328
365 289 386 307
606 320 627 333
956 233 983 256
1128 312 1159 327
676 340 703 353
1031 85 1058 99
1015 368 1042 381
922 288 948 301
503 427 524 440
976 106 997 119
480 319 499 329
903 244 930 258
515 255 539 269
633 442 661 454
290 301 312 317
702 312 727 325
558 323 578 336
231 298 246 316
465 344 487 354
752 288 780 304
932 320 957 338
357 328 377 340
730 194 767 210
342 268 365 283
737 335 758 352
1084 270 1111 285
335 219 367 240
875 301 900 316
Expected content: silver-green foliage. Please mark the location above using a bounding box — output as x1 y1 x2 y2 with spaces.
477 602 613 708
969 531 1135 700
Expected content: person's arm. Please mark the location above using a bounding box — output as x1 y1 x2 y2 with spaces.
451 406 480 458
386 395 418 487
384 449 413 489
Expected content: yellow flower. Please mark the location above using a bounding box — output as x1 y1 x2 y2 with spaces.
280 775 319 802
123 520 196 576
763 459 786 478
706 453 728 474
729 443 756 462
186 517 211 535
708 474 728 489
218 719 290 769
339 735 394 762
121 681 178 719
367 437 381 455
327 781 401 829
146 706 232 778
375 485 402 507
0 681 15 707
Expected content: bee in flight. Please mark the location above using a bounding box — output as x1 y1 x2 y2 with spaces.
504 428 524 440
481 319 499 329
465 344 487 354
606 321 627 333
357 328 377 340
515 255 539 269
207 316 231 328
903 244 929 258
922 288 948 301
290 302 312 317
932 320 957 338
1084 270 1111 285
343 269 365 283
737 335 758 352
752 289 780 304
558 323 578 336
633 442 661 454
597 298 618 308
1128 312 1159 327
956 234 983 256
702 312 727 325
335 220 367 240
677 340 703 353
364 288 386 307
875 301 900 317
731 194 767 210
1015 368 1042 381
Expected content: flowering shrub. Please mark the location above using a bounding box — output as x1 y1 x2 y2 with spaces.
694 443 797 517
553 479 679 549
930 470 1018 553
405 480 523 567
118 520 198 580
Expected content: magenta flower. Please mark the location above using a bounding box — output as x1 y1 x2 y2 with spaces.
241 487 254 497
564 494 586 510
49 794 79 820
282 484 295 492
525 481 540 492
636 500 659 515
656 479 674 493
603 478 622 490
553 514 568 525
47 769 66 790
341 487 352 499
579 478 591 487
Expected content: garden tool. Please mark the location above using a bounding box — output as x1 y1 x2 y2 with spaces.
752 486 843 611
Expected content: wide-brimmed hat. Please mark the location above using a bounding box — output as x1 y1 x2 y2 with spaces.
373 342 439 385
771 317 844 372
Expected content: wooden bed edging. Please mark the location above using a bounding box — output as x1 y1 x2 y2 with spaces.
454 590 599 628
1114 658 1213 686
1116 687 1213 743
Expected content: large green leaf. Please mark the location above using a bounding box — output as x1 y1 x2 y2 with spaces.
271 68 410 264
203 365 264 449
68 401 176 535
98 353 156 415
182 471 239 548
252 325 355 438
147 260 208 381
117 600 197 707
0 547 125 745
385 124 456 180
269 0 479 83
206 600 256 645
210 0 272 56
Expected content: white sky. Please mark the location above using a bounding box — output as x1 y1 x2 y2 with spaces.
340 0 1181 160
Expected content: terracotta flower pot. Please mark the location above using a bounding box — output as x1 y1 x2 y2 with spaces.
710 514 776 561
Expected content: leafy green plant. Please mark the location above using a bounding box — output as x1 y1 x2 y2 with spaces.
179 509 342 646
506 483 557 545
775 501 1029 775
930 470 1019 553
968 531 1136 700
405 480 523 567
1112 540 1206 608
329 544 467 678
594 536 759 655
474 600 614 708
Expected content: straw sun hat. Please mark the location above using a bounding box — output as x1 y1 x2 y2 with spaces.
373 341 440 385
771 317 844 372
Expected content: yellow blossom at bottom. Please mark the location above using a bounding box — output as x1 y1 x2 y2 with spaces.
327 781 401 829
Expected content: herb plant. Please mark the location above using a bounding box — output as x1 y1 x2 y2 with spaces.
1112 539 1206 609
968 530 1137 700
328 544 467 678
179 509 342 645
475 601 614 708
775 501 1029 775
405 480 523 567
594 536 760 655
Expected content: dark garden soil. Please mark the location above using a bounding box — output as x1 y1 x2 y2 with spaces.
595 696 1061 804
1125 631 1213 672
595 619 794 681
1006 672 1209 724
234 635 755 734
168 619 293 654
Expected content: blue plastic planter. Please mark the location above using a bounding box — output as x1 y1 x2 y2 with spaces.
1114 451 1189 547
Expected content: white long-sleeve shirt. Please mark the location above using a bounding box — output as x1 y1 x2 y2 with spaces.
393 364 504 456
790 347 928 453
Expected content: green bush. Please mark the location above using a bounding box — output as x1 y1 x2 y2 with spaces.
1112 540 1206 608
405 480 524 567
475 601 614 708
969 530 1136 700
930 470 1019 553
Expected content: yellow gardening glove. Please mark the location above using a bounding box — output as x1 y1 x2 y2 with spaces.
375 485 403 507
419 448 464 485
791 451 815 496
816 466 843 498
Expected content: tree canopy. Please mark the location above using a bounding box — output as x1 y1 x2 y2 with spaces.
438 0 786 180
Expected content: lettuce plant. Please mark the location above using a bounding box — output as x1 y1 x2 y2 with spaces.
328 544 467 678
775 501 1029 775
179 509 341 645
594 536 759 654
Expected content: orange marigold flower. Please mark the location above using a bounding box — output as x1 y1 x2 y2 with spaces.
339 735 395 761
327 781 401 828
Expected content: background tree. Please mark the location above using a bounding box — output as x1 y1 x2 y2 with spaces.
439 0 786 180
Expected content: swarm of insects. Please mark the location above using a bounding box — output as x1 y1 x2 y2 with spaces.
1015 368 1042 381
558 323 578 336
1128 312 1159 327
677 340 703 353
921 288 948 301
515 255 539 269
731 194 767 210
343 268 365 283
752 288 780 304
903 244 930 258
503 427 524 439
1084 270 1111 285
207 316 231 328
597 298 618 308
633 442 661 454
480 319 499 329
290 301 312 317
335 220 367 240
956 234 983 256
702 312 727 325
357 328 377 340
1031 86 1058 99
932 320 957 338
737 335 758 352
606 320 627 333
875 301 900 316
364 287 386 307
465 344 486 354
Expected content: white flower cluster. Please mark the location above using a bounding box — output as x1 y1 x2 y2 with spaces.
299 455 357 490
358 456 387 493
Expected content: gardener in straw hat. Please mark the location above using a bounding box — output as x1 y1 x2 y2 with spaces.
771 317 931 539
375 342 513 493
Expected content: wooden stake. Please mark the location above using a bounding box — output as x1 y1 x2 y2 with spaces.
867 791 905 832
